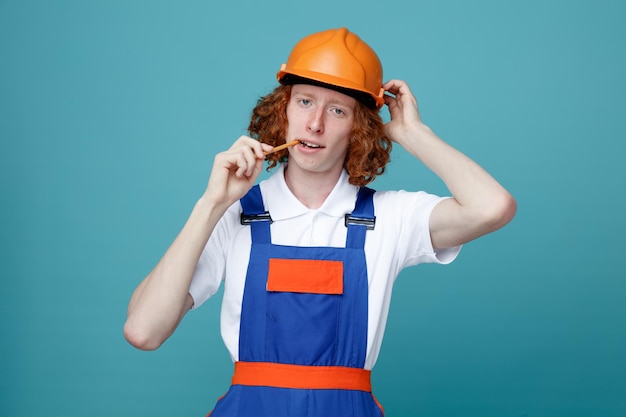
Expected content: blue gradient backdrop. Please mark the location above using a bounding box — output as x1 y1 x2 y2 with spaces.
1 1 624 416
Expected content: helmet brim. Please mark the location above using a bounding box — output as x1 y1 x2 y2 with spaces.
278 73 383 110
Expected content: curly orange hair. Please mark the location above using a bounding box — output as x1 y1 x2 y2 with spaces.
247 85 392 187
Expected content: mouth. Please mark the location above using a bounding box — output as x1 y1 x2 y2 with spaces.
298 140 324 149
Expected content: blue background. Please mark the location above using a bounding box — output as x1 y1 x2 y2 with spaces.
1 0 625 416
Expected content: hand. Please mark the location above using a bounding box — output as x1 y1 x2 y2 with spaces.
383 80 424 147
203 136 273 209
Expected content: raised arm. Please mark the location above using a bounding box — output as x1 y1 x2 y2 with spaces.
123 136 272 350
383 79 517 249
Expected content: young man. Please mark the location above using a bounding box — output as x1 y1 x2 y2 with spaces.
124 28 516 416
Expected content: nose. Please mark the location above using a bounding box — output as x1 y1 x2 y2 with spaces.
307 108 324 134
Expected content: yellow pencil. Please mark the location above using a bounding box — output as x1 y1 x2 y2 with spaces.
264 139 300 155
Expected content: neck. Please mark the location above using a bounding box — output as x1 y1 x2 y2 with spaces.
283 165 342 209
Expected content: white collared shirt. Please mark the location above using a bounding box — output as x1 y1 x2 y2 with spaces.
189 164 460 370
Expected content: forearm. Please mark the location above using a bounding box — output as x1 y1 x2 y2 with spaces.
124 196 225 350
124 136 271 350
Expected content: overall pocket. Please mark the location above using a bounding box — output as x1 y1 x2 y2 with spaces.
264 258 344 365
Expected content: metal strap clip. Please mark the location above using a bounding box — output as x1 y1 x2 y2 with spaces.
240 212 273 225
344 214 376 230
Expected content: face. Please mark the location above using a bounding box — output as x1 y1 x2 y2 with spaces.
285 84 356 181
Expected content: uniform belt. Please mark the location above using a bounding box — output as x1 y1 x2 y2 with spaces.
231 361 372 392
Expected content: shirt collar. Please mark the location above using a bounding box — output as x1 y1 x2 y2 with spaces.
261 164 360 221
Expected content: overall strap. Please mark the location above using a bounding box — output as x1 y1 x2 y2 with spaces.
345 187 376 249
240 185 271 244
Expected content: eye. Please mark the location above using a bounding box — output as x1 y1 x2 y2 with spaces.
299 98 312 106
331 107 346 116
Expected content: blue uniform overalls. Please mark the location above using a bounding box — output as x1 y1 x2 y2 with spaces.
208 185 383 417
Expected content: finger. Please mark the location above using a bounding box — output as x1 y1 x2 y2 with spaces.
244 139 267 160
229 135 256 152
226 142 260 173
242 136 270 160
384 93 400 113
259 143 274 158
382 79 403 95
237 146 255 176
384 93 396 105
384 80 415 103
229 153 246 178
